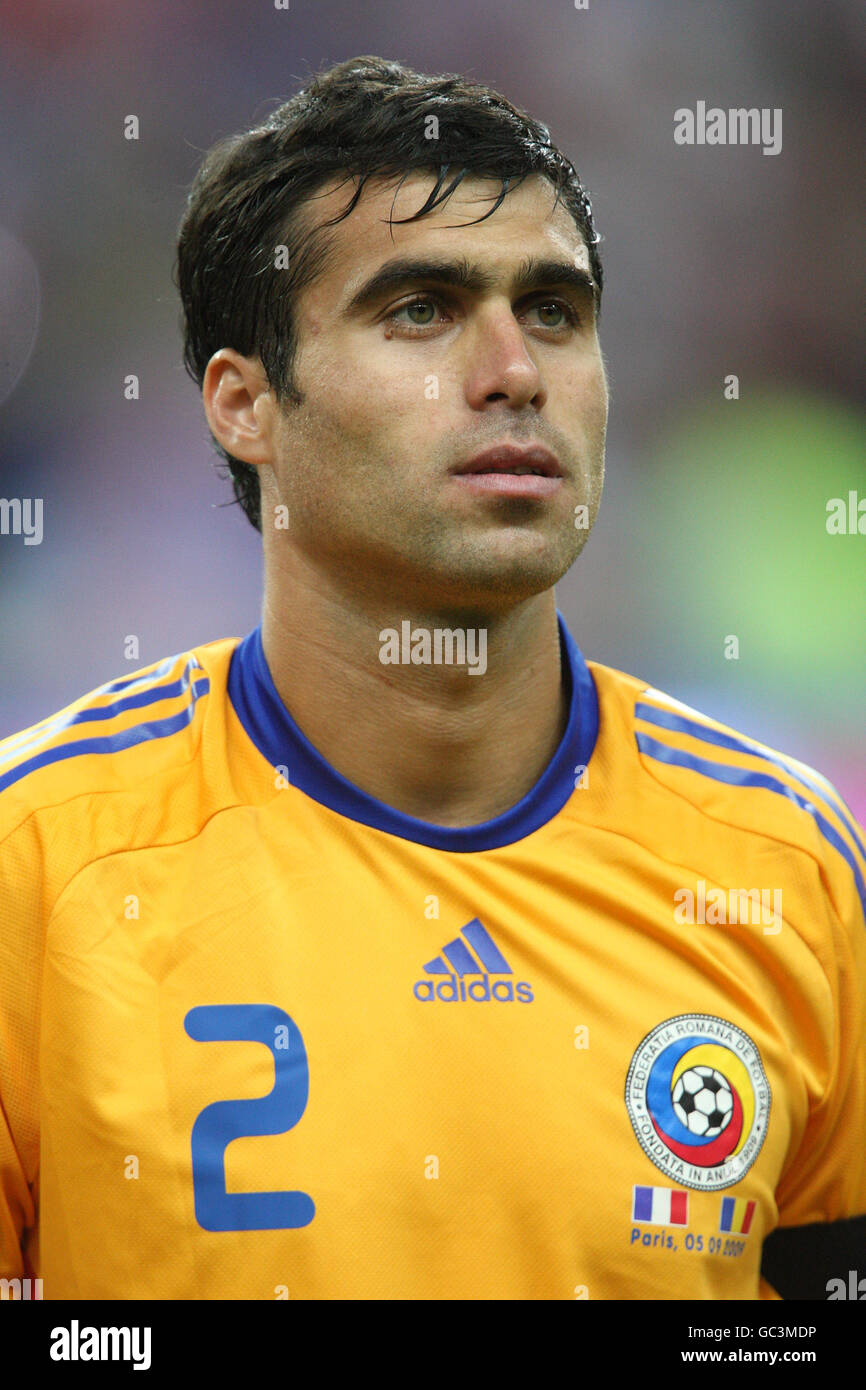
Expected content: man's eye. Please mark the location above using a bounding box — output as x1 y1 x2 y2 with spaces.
392 298 442 326
529 300 579 329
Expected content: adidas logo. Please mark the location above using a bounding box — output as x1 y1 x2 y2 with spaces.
413 918 534 1003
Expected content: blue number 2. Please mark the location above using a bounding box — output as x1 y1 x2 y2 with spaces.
184 1004 315 1231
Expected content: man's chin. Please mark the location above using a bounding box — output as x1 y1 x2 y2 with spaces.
415 553 577 615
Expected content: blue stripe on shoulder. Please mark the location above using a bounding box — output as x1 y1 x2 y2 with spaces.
99 658 181 695
636 701 866 868
0 659 208 774
0 674 209 794
635 730 866 921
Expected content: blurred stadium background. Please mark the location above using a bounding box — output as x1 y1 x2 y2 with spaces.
0 0 863 815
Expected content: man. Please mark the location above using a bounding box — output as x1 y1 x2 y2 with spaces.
1 56 863 1301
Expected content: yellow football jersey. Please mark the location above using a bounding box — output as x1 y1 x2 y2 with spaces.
1 613 864 1299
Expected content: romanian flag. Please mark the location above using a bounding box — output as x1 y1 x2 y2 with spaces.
719 1197 756 1234
632 1185 689 1226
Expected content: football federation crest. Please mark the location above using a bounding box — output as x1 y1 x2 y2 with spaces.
625 1014 770 1192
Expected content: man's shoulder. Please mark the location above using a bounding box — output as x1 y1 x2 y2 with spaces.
0 635 240 845
588 658 865 928
587 654 853 833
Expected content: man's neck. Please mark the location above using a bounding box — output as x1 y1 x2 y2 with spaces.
260 571 568 828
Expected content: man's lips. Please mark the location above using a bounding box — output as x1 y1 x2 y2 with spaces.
450 443 563 496
452 443 562 477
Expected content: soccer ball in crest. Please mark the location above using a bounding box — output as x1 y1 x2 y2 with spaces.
672 1066 733 1137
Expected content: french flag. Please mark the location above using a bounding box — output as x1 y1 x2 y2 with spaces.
632 1185 689 1226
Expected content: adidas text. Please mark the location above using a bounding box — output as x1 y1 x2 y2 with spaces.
413 975 533 1003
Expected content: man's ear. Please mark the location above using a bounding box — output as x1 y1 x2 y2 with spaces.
202 349 276 468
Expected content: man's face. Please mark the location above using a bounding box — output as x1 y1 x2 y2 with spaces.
262 170 608 615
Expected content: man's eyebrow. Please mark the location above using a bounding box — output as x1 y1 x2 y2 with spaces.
342 255 599 316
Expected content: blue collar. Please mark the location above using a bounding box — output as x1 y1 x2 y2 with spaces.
227 610 598 852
